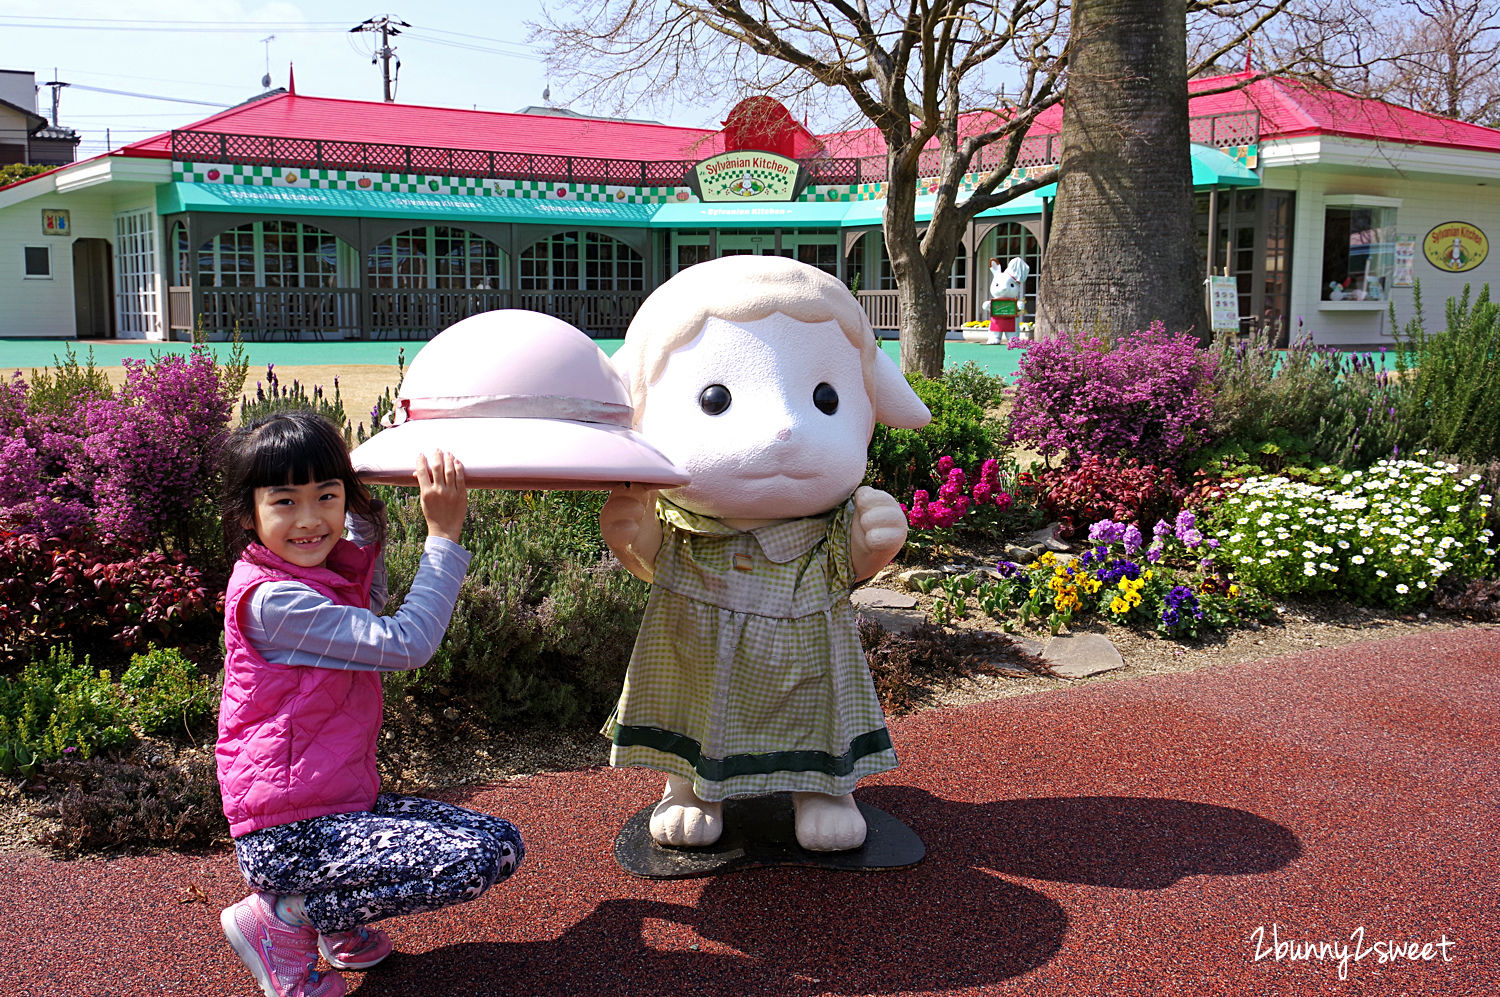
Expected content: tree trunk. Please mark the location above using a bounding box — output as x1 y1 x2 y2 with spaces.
1036 0 1208 343
885 149 959 379
894 260 949 377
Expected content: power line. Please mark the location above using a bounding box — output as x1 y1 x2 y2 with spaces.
51 68 251 93
60 83 230 108
401 29 546 62
402 24 545 54
0 16 347 34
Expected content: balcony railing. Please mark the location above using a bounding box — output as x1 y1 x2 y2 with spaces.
857 289 971 332
170 111 1257 191
169 286 646 340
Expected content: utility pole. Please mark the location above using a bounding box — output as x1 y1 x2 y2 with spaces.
41 68 69 126
350 16 408 102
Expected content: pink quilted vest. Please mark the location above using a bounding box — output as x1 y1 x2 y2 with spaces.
216 540 383 838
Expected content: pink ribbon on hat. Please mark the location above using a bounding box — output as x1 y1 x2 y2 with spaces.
384 393 634 429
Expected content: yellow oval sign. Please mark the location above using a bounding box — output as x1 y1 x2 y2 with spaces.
1423 222 1488 273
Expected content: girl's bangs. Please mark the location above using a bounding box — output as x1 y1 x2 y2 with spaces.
243 423 349 489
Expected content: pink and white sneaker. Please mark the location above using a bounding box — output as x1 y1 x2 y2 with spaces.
319 925 393 970
220 893 347 997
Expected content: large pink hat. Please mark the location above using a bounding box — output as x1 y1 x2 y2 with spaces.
350 310 688 491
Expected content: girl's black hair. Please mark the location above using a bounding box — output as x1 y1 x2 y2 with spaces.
220 410 385 561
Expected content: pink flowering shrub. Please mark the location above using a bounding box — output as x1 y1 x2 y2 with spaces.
81 350 231 550
901 457 1017 548
2 347 234 557
1007 322 1218 468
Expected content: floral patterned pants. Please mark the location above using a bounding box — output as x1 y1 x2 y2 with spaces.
233 793 524 933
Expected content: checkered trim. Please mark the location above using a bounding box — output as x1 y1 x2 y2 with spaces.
172 162 1039 205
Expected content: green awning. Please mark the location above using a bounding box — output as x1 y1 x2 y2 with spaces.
1190 142 1258 187
840 187 1049 227
156 182 660 226
648 200 854 229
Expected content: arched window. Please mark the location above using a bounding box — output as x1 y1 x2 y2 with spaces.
863 235 968 290
368 227 506 289
519 231 643 291
171 221 190 286
195 220 340 287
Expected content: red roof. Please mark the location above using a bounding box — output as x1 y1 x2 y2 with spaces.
820 74 1500 160
1189 72 1500 154
121 92 725 162
114 74 1500 166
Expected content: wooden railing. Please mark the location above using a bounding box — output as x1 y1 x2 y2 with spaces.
173 286 647 340
194 288 363 340
365 289 512 339
857 289 970 332
167 286 193 331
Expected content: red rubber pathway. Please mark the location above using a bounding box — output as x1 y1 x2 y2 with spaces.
4 627 1497 997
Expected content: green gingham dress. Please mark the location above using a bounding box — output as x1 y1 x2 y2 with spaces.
603 496 897 802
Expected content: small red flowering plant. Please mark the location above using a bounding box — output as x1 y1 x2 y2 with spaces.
900 456 1018 553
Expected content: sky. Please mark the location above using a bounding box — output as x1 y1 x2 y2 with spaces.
0 0 731 159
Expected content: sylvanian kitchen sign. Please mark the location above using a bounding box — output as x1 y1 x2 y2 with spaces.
1422 222 1487 273
688 151 806 202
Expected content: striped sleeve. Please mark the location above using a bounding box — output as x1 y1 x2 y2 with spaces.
343 509 388 611
243 537 471 672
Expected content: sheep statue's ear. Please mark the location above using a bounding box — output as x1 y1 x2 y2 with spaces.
872 348 932 429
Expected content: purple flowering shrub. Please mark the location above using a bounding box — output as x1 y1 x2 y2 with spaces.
2 347 233 556
1007 322 1218 468
0 346 239 669
0 379 95 537
82 350 232 551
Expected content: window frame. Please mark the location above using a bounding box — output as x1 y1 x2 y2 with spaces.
1319 194 1402 307
22 244 52 279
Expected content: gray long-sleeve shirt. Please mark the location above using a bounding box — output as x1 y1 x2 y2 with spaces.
241 513 471 672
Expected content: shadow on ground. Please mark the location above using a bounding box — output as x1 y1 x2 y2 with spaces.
352 788 1299 996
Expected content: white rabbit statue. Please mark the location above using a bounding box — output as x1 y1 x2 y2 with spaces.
982 257 1030 344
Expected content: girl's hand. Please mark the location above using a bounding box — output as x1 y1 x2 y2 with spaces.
416 450 468 542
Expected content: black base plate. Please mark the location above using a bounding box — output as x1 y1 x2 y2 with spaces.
613 792 925 879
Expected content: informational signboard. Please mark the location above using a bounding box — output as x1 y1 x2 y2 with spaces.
1422 221 1488 273
1392 233 1417 287
1206 275 1240 334
42 209 70 236
689 150 806 202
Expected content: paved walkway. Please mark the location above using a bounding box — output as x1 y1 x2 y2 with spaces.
2 627 1496 996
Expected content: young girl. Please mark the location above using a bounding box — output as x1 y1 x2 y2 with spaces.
216 410 523 997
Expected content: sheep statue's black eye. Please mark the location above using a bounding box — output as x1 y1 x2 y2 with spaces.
698 384 732 415
813 382 839 415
